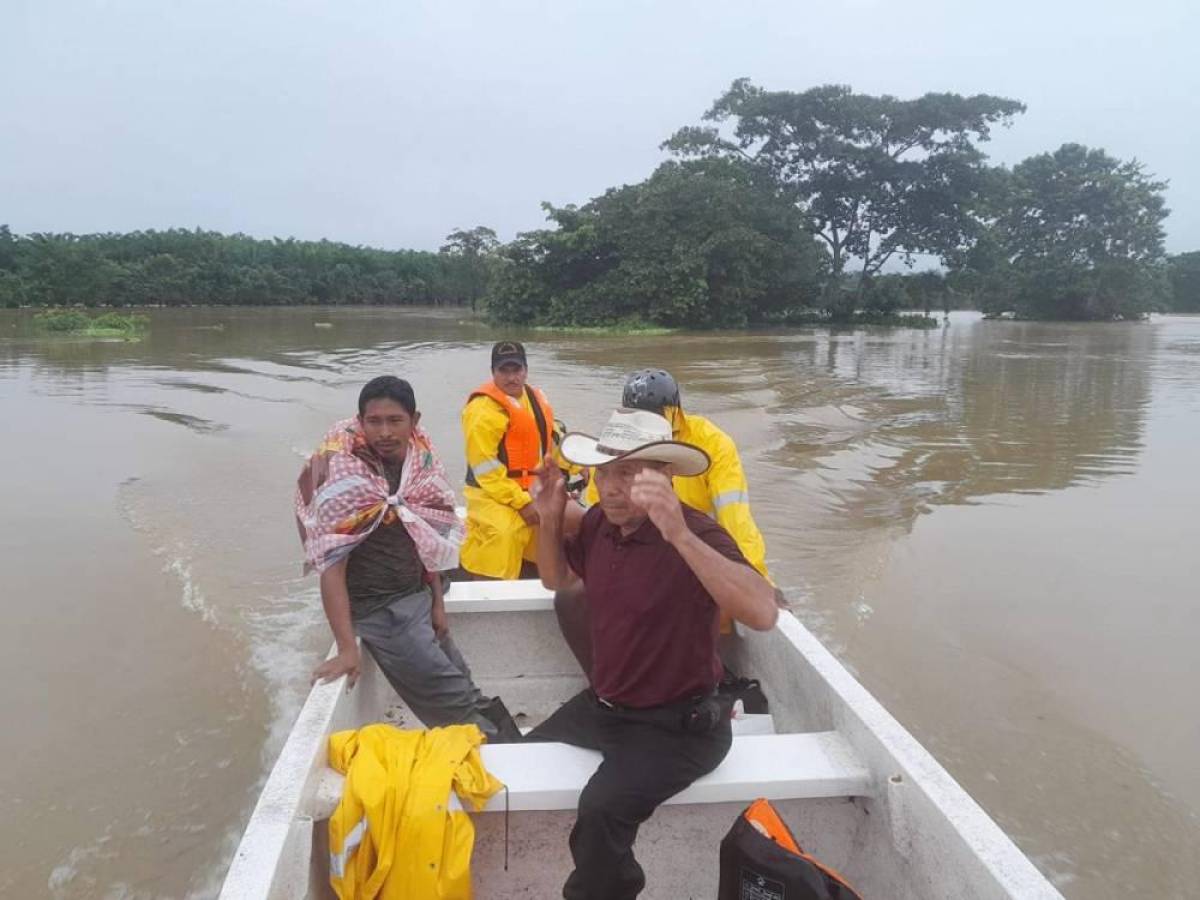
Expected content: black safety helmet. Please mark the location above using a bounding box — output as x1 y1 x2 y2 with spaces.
621 369 681 414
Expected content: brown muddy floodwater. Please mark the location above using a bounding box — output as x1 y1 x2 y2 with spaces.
1 307 1197 898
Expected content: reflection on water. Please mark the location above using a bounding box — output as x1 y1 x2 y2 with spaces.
773 325 1149 496
0 308 1197 899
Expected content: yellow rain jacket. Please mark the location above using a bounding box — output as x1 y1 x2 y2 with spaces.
586 408 770 579
327 724 502 900
461 385 580 579
461 389 541 579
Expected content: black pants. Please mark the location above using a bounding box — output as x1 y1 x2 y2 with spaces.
527 689 732 900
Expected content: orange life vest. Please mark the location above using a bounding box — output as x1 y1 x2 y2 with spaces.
465 381 554 490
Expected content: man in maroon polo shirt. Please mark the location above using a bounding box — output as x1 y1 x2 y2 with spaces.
527 408 779 900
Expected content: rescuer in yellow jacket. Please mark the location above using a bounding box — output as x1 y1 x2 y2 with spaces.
460 341 583 579
327 723 501 900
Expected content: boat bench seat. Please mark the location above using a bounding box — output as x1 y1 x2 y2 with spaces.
443 578 556 613
311 731 870 819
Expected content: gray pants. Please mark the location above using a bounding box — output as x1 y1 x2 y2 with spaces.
353 589 496 737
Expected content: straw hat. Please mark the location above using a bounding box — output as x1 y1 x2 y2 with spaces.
559 409 710 477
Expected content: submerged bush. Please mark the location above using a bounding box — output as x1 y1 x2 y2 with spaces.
33 309 149 337
92 311 150 332
34 309 92 331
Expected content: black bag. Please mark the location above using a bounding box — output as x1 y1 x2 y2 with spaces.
719 666 770 715
718 799 862 900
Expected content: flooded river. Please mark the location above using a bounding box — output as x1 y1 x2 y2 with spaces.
1 307 1197 898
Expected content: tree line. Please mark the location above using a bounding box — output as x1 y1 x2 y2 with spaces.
0 226 495 310
3 81 1198 323
487 81 1196 325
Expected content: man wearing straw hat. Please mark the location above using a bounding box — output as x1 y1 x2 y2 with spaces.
527 408 779 900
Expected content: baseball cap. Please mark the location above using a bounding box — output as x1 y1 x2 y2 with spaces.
491 340 527 369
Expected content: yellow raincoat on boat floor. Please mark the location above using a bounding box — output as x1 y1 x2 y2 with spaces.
327 724 502 900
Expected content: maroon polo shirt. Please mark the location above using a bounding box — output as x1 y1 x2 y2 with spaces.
565 503 752 708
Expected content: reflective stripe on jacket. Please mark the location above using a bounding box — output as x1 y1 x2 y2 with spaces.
463 381 555 494
327 723 501 899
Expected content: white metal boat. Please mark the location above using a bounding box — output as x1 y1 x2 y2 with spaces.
220 579 1063 899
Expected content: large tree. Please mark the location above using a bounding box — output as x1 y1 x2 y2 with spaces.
664 80 1025 315
440 226 500 312
486 158 826 327
983 144 1170 319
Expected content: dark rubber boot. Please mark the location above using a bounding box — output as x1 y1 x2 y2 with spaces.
481 696 524 744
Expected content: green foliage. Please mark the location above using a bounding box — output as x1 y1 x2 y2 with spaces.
860 276 910 315
34 309 92 331
439 226 500 312
969 144 1170 320
899 270 955 314
1167 252 1200 312
0 224 15 272
441 226 500 257
486 158 826 328
494 79 1166 327
0 271 28 308
664 80 1025 313
0 227 487 309
92 311 150 332
33 308 149 337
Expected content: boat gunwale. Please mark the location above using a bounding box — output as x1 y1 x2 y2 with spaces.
767 612 1063 898
219 650 347 899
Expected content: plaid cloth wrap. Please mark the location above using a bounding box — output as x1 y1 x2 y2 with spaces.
296 418 463 575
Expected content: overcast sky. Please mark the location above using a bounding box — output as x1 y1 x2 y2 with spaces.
3 0 1197 254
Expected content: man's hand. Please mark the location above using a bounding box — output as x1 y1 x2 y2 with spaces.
518 504 540 526
312 646 361 689
431 600 449 640
530 453 567 526
631 468 687 544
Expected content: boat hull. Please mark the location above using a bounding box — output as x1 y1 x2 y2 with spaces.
220 583 1062 899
